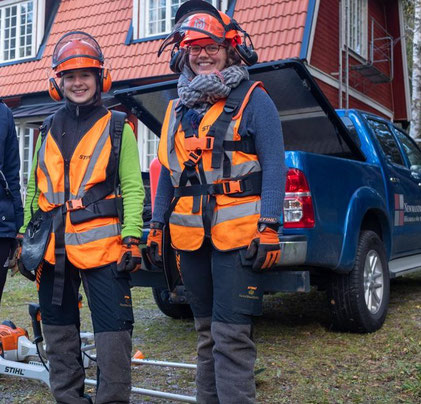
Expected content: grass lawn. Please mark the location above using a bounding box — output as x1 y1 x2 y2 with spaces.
0 271 420 403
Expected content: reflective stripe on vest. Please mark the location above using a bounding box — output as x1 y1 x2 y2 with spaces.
37 112 121 268
159 83 263 251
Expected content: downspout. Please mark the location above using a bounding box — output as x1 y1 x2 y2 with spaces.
339 0 343 109
345 0 350 109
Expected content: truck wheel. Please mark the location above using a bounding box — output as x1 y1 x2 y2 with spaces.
152 287 193 319
327 230 390 333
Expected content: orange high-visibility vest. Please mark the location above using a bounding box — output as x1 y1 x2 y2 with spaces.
158 82 263 251
37 111 121 269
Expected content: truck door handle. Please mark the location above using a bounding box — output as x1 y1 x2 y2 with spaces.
389 177 400 183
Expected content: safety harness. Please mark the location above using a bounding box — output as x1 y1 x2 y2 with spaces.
35 110 126 305
166 80 262 238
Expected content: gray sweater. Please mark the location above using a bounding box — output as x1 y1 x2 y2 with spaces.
152 87 286 224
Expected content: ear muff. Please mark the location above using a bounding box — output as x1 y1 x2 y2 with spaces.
235 43 258 66
170 46 186 73
48 77 63 102
100 68 112 93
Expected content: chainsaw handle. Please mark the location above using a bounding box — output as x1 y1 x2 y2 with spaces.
28 303 43 344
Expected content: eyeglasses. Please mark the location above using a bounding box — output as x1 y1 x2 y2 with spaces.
187 44 226 56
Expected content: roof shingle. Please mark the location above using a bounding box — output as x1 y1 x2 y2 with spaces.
0 0 309 98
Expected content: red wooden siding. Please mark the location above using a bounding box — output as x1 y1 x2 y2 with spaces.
310 0 404 118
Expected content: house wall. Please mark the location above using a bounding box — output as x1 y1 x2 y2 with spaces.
384 0 408 121
310 0 400 119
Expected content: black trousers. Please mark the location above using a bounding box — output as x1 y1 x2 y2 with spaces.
0 237 13 304
179 240 265 324
38 259 134 333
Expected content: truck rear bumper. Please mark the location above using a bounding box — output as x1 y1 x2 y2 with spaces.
276 235 307 267
131 235 309 293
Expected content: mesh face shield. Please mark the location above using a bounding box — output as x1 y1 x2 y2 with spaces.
158 10 238 56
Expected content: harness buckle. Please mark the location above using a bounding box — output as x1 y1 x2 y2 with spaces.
222 180 243 194
224 103 236 114
184 137 214 151
66 199 85 211
185 151 202 166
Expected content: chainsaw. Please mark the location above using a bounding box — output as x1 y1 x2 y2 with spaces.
0 320 37 362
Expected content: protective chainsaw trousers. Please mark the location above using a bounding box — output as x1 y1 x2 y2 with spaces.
179 241 259 403
38 259 134 403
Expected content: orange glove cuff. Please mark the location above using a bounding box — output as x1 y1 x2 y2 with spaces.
147 229 163 256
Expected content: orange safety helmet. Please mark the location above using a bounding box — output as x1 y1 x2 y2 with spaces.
48 31 112 101
158 0 257 70
179 11 241 47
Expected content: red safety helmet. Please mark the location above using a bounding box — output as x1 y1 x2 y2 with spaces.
48 31 112 101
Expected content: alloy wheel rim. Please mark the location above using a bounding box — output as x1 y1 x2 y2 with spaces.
363 249 384 314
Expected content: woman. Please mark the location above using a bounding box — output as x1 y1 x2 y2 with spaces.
147 1 286 403
18 31 144 404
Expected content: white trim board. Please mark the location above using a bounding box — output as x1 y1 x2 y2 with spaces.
306 64 394 119
306 0 321 63
398 0 411 120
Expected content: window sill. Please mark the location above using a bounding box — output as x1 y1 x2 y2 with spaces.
344 47 368 64
0 55 41 68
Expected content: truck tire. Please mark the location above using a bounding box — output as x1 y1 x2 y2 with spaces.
152 287 193 319
327 230 390 333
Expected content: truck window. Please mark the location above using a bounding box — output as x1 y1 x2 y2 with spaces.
367 119 404 166
391 126 421 170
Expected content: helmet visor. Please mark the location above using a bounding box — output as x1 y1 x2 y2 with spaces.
158 11 227 57
52 31 103 70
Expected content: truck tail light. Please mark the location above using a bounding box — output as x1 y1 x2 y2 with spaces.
283 168 315 228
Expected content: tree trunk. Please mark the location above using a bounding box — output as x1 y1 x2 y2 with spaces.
410 0 421 140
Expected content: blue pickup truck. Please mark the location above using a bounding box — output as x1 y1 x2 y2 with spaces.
115 59 421 334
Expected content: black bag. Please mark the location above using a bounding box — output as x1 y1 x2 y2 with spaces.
69 197 122 225
21 209 54 272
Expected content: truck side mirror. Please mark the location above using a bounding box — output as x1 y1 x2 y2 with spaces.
410 165 421 179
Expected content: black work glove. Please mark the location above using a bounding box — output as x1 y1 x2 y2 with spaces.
10 233 36 281
117 237 142 273
146 222 164 268
245 221 281 272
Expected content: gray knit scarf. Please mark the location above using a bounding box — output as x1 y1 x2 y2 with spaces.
177 64 250 115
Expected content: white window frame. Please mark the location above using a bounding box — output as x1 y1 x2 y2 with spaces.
133 0 228 40
343 0 368 59
0 0 45 63
15 124 34 197
137 122 160 172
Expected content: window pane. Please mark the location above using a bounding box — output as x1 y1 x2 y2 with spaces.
392 128 421 168
142 0 218 38
368 119 403 166
1 1 34 61
347 0 365 56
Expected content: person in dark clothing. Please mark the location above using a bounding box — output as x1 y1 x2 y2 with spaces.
146 2 286 403
0 100 23 305
17 32 144 403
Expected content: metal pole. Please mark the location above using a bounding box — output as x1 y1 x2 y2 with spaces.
339 0 343 109
90 355 197 369
132 358 197 369
345 0 349 109
85 379 197 403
